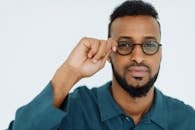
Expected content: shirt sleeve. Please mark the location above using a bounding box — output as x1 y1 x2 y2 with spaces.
7 82 66 130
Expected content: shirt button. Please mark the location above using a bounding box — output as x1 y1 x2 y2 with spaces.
125 116 130 121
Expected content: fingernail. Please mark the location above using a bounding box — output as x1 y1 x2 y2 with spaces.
112 46 116 52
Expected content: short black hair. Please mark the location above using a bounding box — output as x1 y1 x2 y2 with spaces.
108 0 160 38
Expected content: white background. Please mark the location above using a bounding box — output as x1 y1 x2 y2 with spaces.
1 0 195 129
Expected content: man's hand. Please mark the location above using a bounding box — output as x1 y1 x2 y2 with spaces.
51 37 117 107
66 37 117 78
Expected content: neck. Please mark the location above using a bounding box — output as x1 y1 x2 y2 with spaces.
111 80 154 125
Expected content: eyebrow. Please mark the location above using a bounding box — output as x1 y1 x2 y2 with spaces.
118 36 158 42
118 36 133 41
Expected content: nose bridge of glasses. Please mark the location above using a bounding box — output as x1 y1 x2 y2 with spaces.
132 43 144 54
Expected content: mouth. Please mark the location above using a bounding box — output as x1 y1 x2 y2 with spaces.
133 77 143 80
127 66 148 80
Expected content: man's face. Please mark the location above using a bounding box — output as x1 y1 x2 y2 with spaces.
109 15 162 97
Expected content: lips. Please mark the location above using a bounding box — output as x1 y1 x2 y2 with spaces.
127 66 148 78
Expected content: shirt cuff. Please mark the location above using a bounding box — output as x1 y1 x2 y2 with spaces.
13 81 66 130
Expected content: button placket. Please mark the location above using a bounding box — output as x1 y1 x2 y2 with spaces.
125 116 131 121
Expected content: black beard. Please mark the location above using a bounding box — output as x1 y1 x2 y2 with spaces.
111 63 159 97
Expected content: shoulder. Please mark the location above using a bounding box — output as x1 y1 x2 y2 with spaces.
155 89 194 115
67 82 110 105
164 95 195 116
66 86 97 106
69 81 111 100
69 85 99 100
161 91 195 128
60 82 111 118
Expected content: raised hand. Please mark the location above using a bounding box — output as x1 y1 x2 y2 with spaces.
51 37 117 107
66 37 117 78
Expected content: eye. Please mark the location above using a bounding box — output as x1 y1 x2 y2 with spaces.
117 41 134 55
143 41 158 50
118 41 133 48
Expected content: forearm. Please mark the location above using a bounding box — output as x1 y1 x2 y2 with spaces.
52 62 81 108
9 83 66 130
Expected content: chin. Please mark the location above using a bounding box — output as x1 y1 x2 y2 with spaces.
111 62 160 97
126 77 149 87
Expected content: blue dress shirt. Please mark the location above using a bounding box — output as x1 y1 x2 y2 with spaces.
8 81 195 130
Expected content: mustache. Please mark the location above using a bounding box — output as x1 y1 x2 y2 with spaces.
124 62 150 72
110 59 150 72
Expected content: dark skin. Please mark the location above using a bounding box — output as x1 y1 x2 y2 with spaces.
51 15 161 125
109 15 161 124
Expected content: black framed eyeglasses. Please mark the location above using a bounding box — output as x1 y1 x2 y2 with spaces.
117 41 162 55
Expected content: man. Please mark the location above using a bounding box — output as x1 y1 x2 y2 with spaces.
8 0 195 130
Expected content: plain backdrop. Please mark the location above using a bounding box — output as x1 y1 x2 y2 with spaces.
1 0 195 129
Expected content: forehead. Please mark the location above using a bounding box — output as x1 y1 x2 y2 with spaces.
110 15 161 42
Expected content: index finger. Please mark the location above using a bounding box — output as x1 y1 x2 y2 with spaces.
107 38 117 52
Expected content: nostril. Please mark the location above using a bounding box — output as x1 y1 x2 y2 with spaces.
130 49 144 64
131 57 144 64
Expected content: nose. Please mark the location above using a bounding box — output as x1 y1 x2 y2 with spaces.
130 45 144 64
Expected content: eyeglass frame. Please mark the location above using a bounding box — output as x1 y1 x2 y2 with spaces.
116 40 162 56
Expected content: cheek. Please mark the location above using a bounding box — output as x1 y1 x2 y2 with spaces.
149 57 161 76
110 54 127 74
148 49 162 74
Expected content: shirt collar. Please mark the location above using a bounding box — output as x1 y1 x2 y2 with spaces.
97 82 168 129
149 88 168 129
97 81 123 121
